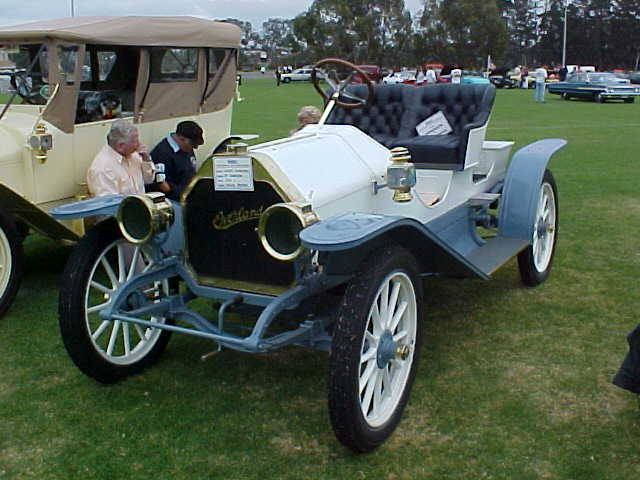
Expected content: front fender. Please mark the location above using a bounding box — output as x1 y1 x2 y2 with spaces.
300 212 489 279
499 139 566 240
51 195 185 256
50 194 124 220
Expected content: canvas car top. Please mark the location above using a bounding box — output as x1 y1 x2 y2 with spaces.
0 16 241 48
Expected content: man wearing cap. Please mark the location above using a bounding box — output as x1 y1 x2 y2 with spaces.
149 120 204 201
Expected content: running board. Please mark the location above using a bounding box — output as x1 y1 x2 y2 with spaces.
465 236 529 276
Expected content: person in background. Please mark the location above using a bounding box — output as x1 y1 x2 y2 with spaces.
520 66 529 88
425 67 437 84
276 67 281 86
450 67 462 84
533 65 548 103
149 120 204 201
87 119 154 197
289 105 322 135
415 67 426 86
559 65 568 82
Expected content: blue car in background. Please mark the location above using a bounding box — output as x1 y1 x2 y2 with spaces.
461 71 490 85
548 72 640 103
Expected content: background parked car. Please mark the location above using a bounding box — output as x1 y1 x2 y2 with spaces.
548 71 640 103
382 70 416 85
280 68 325 83
354 65 382 83
629 72 640 84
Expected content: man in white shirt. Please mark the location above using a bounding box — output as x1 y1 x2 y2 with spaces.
87 119 155 197
534 66 548 103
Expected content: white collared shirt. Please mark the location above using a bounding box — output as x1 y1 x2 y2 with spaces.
87 144 155 197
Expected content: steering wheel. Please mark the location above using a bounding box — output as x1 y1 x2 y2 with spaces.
312 58 374 109
10 71 46 104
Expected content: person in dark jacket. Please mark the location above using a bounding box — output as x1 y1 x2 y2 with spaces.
613 324 640 397
149 121 203 201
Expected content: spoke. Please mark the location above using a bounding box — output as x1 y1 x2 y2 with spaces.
380 281 389 325
393 329 408 342
123 322 131 356
91 320 111 341
387 281 401 328
117 244 126 283
389 300 408 333
382 365 391 395
90 280 112 295
361 369 378 415
373 369 383 414
370 301 382 335
360 347 377 364
87 300 111 314
106 320 121 356
134 324 148 342
364 330 379 346
100 256 118 289
127 246 141 280
359 360 377 395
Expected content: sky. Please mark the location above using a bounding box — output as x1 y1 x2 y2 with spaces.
0 0 424 31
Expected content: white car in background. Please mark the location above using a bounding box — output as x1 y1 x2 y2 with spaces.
382 70 416 84
281 68 325 83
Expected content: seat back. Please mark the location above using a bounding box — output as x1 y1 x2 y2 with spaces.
325 84 410 146
402 84 495 138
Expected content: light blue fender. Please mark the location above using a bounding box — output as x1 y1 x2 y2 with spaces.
498 139 566 240
300 212 489 279
51 195 185 256
50 194 124 220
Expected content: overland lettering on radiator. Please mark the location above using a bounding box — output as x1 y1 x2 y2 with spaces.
212 206 264 230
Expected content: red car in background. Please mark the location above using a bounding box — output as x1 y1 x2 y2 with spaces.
354 65 383 83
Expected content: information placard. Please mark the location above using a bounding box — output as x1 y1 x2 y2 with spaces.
214 157 254 191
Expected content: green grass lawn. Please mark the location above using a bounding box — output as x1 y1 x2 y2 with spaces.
1 80 640 479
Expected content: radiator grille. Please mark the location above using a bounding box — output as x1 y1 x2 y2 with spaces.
185 179 295 287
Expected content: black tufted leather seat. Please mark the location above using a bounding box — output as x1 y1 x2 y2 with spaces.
325 84 411 147
326 83 496 169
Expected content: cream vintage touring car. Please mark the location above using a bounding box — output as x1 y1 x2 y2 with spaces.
53 59 566 452
0 16 242 317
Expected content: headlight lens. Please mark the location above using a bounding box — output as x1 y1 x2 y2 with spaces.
258 203 318 262
117 193 174 245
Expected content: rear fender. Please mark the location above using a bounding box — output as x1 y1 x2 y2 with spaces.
0 183 79 242
499 139 566 240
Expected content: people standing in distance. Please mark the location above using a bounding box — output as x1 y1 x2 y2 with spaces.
533 66 548 103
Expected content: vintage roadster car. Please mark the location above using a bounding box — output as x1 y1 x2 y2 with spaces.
53 60 566 452
0 16 242 317
548 71 640 103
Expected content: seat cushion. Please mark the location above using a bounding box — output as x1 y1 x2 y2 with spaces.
390 134 460 165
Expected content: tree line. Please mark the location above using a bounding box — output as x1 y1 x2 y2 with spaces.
256 0 640 70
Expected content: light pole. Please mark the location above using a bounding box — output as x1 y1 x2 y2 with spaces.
70 0 75 17
561 0 568 66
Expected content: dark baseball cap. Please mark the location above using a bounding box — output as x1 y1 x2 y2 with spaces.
176 121 204 146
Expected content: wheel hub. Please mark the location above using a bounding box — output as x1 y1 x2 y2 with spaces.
125 289 146 310
377 331 397 368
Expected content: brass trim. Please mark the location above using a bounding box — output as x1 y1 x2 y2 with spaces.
116 193 174 245
257 202 318 262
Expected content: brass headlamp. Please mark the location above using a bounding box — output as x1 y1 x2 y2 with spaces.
258 203 318 262
117 192 174 245
387 147 416 203
28 123 53 164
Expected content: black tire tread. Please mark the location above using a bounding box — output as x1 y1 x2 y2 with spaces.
58 219 171 383
0 209 24 318
328 244 423 452
517 170 558 287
